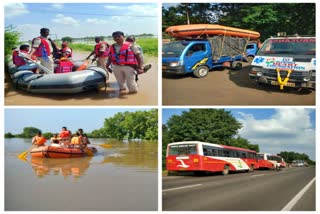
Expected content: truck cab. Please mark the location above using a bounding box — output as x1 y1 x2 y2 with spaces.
249 35 316 90
162 39 243 78
245 43 259 63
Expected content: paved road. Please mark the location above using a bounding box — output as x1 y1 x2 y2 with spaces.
162 167 315 211
162 63 315 105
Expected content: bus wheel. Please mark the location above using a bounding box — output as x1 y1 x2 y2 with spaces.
193 66 209 78
248 165 254 173
222 165 230 175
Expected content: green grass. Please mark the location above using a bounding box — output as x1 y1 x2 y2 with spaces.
65 38 158 57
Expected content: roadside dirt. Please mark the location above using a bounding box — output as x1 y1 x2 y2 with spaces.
162 62 315 105
5 51 158 106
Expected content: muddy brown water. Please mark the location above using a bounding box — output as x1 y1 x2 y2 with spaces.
5 138 158 211
163 62 315 105
5 51 158 106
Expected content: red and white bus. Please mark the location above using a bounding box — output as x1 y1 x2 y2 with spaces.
257 153 284 169
166 141 259 175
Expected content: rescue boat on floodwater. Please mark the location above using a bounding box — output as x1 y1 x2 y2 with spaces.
30 144 97 158
8 60 108 94
166 24 260 39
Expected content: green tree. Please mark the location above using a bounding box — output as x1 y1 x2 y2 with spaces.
4 132 15 138
166 109 242 144
21 127 42 138
4 25 20 63
230 136 259 152
61 36 73 43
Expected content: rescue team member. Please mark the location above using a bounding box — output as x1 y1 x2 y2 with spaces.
12 44 38 72
55 41 72 60
28 28 54 73
32 132 47 146
125 36 152 74
71 132 82 148
59 126 72 146
78 128 91 147
106 31 144 94
50 134 61 144
86 37 110 71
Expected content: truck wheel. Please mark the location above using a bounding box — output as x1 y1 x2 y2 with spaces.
231 61 242 70
193 66 209 78
246 56 254 63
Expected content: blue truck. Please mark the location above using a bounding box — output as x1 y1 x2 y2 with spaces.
162 36 247 78
245 42 259 63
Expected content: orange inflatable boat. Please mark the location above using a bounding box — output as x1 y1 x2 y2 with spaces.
30 145 97 158
166 24 260 39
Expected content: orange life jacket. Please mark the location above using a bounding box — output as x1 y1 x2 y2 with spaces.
71 137 80 145
59 130 71 138
109 42 137 65
95 42 110 57
32 37 51 57
36 137 47 146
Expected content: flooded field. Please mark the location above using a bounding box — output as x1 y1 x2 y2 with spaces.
5 138 158 211
5 51 158 106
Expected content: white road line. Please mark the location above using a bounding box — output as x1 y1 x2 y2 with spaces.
251 174 265 177
163 184 202 192
281 177 316 211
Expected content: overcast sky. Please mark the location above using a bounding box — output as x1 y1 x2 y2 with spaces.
4 2 158 41
163 108 316 161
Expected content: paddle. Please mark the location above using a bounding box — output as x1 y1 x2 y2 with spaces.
18 52 53 74
17 145 35 159
84 147 94 156
91 143 112 148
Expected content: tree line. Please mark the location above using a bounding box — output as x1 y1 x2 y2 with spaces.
5 109 158 141
162 3 315 41
162 109 314 169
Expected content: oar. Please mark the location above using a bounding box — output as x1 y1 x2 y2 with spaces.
91 143 112 148
84 147 94 156
17 145 35 159
18 52 53 74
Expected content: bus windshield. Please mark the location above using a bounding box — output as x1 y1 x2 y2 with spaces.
257 154 265 160
258 38 315 56
168 144 197 155
162 41 190 57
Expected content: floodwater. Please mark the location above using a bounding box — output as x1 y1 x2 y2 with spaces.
5 138 158 211
5 51 158 106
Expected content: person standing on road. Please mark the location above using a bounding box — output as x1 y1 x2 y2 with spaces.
86 37 110 71
28 28 54 73
106 31 144 93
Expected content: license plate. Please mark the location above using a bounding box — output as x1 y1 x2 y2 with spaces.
162 66 167 70
271 81 295 87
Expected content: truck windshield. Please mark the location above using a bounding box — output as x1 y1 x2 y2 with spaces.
163 41 189 57
168 144 197 155
258 38 315 56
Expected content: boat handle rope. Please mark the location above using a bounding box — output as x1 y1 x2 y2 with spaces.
276 68 292 90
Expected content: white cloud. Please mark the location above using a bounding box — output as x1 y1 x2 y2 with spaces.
51 4 64 9
237 109 315 160
86 18 111 25
15 24 42 41
104 5 122 10
5 3 29 18
52 14 79 26
127 4 158 17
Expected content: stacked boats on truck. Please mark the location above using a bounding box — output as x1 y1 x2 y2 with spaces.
162 24 260 78
8 52 108 94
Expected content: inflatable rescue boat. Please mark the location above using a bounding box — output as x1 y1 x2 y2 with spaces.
166 24 260 39
8 60 108 94
30 145 97 158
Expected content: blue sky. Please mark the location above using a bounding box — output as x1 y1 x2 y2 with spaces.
162 108 316 160
5 108 153 134
4 3 158 41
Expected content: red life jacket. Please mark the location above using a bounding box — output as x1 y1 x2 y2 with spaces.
95 42 110 57
55 60 74 73
59 130 71 138
109 42 137 65
62 47 72 58
12 50 27 67
32 37 51 57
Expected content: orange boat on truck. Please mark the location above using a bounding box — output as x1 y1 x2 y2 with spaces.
166 24 260 39
30 145 97 158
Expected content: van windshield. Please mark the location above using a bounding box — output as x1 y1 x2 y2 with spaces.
258 38 315 56
168 144 197 155
163 41 190 57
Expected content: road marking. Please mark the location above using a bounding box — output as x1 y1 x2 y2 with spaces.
281 177 316 211
251 174 265 177
163 184 202 192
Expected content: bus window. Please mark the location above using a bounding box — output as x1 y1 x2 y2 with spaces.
169 144 197 155
241 152 247 158
218 150 224 157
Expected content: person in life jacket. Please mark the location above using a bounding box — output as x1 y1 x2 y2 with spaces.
32 132 47 146
54 41 74 73
78 128 91 147
28 28 54 73
125 36 152 74
86 37 110 71
71 132 84 149
59 126 72 146
106 31 144 94
12 44 38 72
